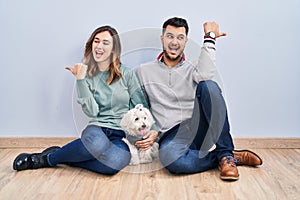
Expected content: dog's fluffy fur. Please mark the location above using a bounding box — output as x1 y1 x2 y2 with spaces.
120 104 159 165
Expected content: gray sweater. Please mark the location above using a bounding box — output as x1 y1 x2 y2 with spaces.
136 42 216 133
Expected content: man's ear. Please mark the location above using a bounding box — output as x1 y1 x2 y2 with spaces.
160 35 164 43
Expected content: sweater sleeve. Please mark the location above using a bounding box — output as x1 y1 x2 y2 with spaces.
76 79 99 117
136 67 160 135
192 42 217 82
127 69 149 110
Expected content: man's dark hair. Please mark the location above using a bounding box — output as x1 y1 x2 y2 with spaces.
162 17 189 35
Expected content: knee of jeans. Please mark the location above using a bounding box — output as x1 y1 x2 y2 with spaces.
81 126 110 153
159 146 185 167
196 80 221 97
81 126 97 144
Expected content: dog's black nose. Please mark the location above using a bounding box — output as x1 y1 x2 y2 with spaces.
142 124 146 128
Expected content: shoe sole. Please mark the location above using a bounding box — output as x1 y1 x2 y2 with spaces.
220 175 239 181
233 149 263 165
218 164 239 181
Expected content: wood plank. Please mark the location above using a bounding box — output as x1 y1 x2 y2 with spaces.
0 148 300 199
233 137 300 149
0 137 75 148
0 137 300 149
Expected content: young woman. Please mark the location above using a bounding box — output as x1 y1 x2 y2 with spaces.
13 25 153 175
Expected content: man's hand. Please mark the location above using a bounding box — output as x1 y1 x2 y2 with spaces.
203 22 226 38
135 130 158 151
66 63 88 80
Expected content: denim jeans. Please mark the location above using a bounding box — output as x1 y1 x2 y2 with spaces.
158 80 234 174
47 125 130 175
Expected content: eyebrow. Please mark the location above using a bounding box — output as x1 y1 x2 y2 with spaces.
94 37 111 42
166 32 174 35
165 32 186 37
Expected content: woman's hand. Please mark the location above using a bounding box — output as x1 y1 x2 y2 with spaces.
66 63 88 80
135 130 158 151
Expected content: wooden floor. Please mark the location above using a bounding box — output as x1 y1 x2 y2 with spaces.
0 148 299 200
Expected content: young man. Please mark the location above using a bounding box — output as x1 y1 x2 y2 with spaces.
136 17 262 181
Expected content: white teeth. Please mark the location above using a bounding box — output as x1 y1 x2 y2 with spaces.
95 49 104 54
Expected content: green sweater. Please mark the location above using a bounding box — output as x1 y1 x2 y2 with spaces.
76 65 148 130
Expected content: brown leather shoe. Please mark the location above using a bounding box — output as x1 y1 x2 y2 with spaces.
233 150 263 166
219 156 239 181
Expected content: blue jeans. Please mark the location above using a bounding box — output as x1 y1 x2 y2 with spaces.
159 80 234 174
47 125 130 175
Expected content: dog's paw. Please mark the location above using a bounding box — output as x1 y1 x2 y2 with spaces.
139 148 155 164
151 142 159 160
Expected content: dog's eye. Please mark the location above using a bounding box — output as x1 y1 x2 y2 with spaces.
144 117 147 120
134 117 139 121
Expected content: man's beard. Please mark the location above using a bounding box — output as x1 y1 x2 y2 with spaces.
163 49 183 61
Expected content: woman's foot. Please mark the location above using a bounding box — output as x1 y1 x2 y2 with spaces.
13 146 60 171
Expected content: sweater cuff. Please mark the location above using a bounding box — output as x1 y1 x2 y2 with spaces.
76 79 92 98
204 36 216 45
203 38 216 50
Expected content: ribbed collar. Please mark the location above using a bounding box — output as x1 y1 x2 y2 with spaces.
157 52 186 62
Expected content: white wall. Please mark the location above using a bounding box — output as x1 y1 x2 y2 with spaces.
0 0 299 137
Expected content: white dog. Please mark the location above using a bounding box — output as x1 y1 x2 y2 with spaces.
120 104 159 165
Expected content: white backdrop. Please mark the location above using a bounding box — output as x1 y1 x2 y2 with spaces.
0 0 299 137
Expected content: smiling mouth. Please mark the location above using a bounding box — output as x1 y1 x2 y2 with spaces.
95 49 104 58
169 47 179 54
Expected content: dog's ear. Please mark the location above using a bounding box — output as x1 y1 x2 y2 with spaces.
144 108 155 125
120 111 131 130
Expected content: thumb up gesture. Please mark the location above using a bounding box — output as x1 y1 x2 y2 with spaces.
203 22 226 38
66 63 88 80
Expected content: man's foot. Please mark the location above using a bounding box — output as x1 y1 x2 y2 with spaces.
219 156 239 181
233 150 263 166
13 146 60 171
